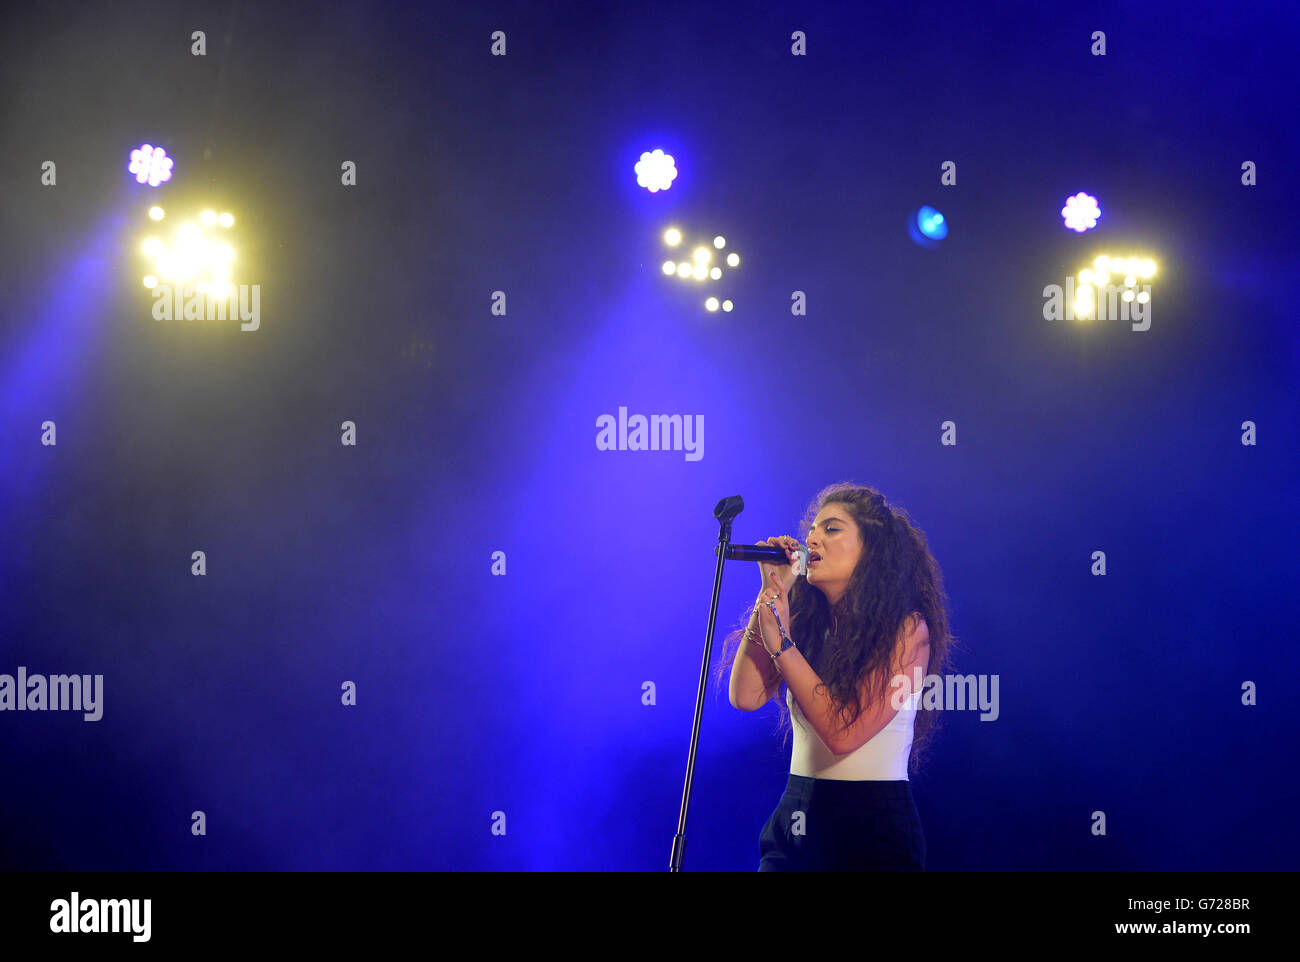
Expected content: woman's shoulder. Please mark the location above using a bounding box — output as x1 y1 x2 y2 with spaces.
900 611 929 646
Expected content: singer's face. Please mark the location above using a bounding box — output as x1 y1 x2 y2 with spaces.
805 504 863 605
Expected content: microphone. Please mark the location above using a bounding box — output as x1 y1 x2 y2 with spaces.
717 542 809 576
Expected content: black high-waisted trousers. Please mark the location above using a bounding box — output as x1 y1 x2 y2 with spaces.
758 773 925 871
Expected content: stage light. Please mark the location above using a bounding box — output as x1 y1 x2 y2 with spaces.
908 206 948 247
142 275 157 288
917 207 947 239
139 205 240 293
1061 192 1100 232
1073 253 1159 319
1074 282 1096 317
635 149 678 192
128 144 173 187
148 206 165 221
658 226 740 311
1079 254 1158 284
219 212 234 228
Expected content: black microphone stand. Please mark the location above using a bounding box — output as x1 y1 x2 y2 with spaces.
669 494 745 871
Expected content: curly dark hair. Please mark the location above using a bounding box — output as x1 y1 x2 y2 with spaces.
714 482 960 775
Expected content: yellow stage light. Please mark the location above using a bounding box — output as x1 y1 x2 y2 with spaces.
140 205 241 299
664 228 682 246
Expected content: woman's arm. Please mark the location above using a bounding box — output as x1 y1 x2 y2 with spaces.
729 594 784 711
772 614 930 754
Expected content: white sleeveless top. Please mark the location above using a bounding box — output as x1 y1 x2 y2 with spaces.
787 658 921 781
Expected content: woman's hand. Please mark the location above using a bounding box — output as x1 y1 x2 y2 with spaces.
756 535 800 596
756 535 799 652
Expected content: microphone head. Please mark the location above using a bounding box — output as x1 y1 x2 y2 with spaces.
792 543 809 577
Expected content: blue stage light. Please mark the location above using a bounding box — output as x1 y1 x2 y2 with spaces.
917 206 947 239
635 149 678 192
128 144 173 187
1061 192 1100 232
909 206 949 247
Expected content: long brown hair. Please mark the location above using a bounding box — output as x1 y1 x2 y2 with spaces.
714 482 959 774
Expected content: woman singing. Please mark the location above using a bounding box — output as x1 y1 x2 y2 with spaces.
716 483 955 871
